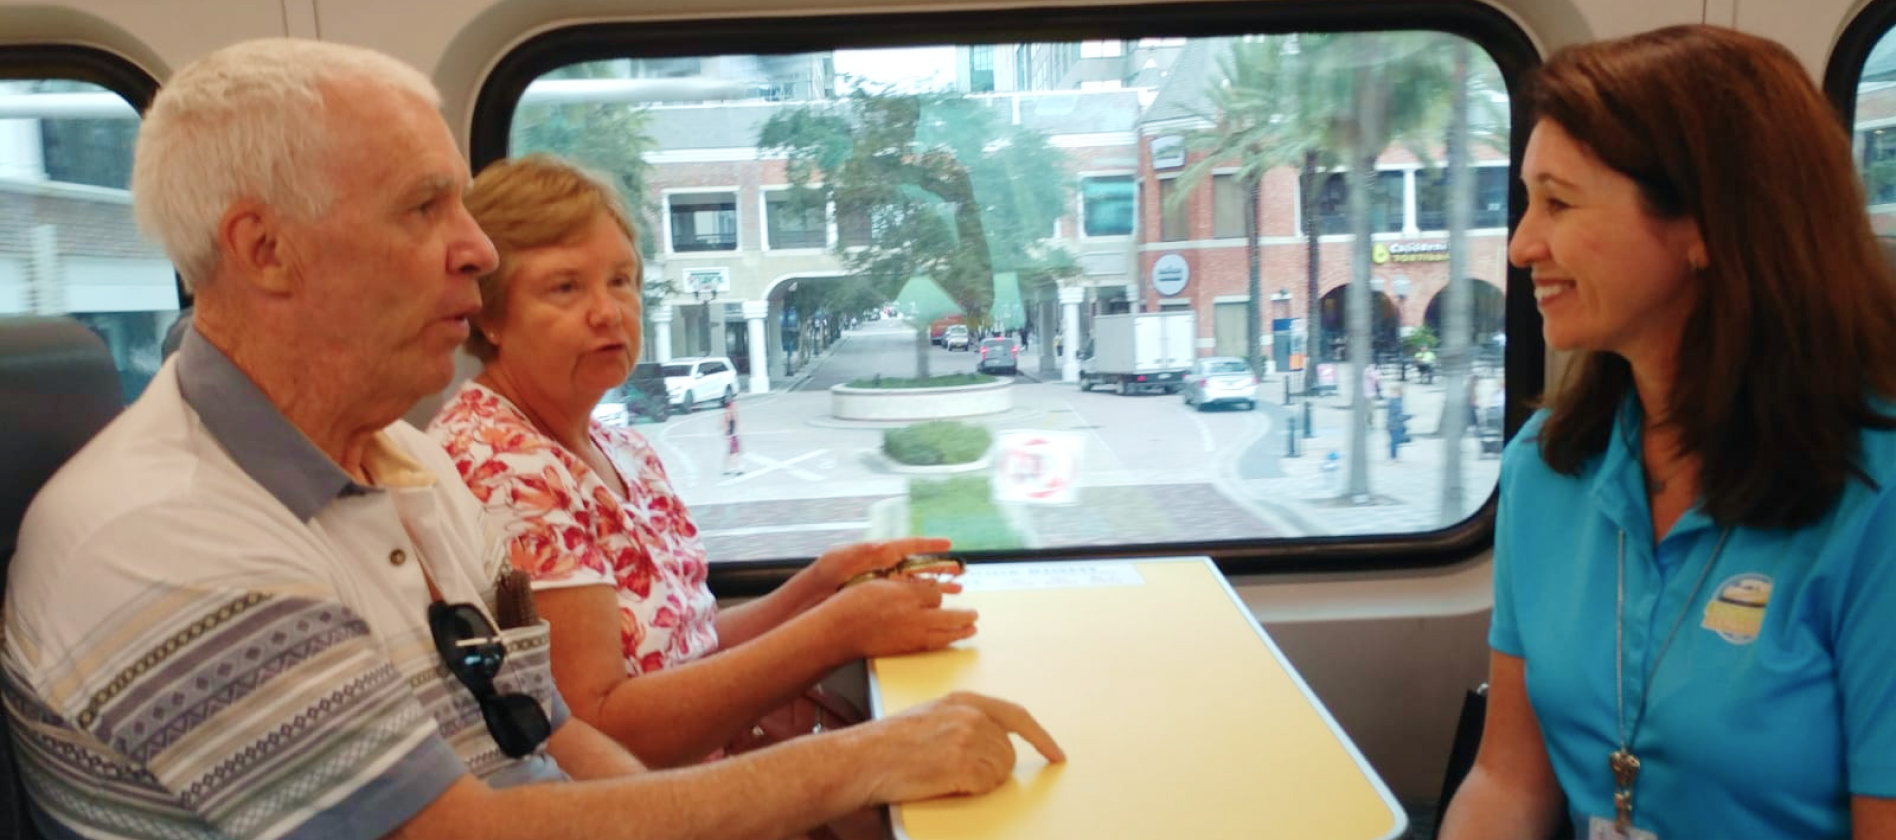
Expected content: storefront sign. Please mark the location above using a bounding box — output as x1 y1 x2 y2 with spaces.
1152 253 1190 297
683 267 730 294
1371 242 1449 264
1151 135 1185 170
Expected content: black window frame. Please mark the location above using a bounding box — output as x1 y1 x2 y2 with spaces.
1825 0 1896 214
1415 164 1511 231
470 0 1542 593
1304 169 1407 235
1825 0 1896 125
764 190 830 250
667 192 739 252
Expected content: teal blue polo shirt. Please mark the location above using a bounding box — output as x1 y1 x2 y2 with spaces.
1492 405 1896 838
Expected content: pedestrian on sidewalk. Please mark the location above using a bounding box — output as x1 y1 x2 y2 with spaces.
723 398 743 475
1363 361 1382 429
1386 382 1409 460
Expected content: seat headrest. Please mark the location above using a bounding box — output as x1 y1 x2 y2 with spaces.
0 316 122 568
0 316 120 840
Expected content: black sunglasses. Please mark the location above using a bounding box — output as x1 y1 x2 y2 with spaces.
427 602 552 758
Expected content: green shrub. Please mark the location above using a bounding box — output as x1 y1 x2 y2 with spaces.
883 420 993 466
1402 325 1439 355
845 372 996 389
909 476 1023 551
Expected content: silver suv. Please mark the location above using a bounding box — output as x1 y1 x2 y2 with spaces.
659 356 739 413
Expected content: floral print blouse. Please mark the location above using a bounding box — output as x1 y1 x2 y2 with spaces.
430 381 719 675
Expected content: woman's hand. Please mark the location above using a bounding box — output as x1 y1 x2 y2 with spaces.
805 537 954 593
820 576 978 659
721 537 960 649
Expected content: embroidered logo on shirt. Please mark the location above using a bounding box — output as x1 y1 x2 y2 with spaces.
1701 573 1772 644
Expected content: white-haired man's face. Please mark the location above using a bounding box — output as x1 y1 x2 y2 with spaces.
272 78 497 406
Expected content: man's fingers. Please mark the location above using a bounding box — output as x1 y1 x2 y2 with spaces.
928 607 978 632
949 693 1066 763
932 623 979 646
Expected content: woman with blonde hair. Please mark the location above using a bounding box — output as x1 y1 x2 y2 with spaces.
429 156 976 778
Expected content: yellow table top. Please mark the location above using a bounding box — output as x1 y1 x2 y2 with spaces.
869 557 1405 840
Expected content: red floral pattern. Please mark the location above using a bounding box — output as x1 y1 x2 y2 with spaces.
431 381 718 674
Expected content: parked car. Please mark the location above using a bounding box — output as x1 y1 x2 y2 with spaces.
1180 356 1257 411
942 324 972 351
975 337 1021 375
658 356 739 412
590 363 673 426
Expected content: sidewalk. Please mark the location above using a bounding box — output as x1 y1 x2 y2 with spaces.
1233 371 1503 537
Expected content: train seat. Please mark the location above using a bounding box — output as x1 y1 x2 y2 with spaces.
0 316 125 840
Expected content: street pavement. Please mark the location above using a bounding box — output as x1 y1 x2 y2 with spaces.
663 321 1502 560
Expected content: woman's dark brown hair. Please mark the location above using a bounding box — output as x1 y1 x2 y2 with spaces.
1532 24 1896 528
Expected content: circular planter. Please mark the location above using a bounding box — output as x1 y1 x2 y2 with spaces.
830 377 1012 421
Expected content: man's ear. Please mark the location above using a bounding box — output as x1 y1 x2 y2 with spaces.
218 199 296 294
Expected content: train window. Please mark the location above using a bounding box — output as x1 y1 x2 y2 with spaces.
1854 32 1896 224
1832 2 1896 226
478 8 1535 572
0 53 174 404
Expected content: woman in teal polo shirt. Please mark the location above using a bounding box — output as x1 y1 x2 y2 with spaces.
1440 25 1896 840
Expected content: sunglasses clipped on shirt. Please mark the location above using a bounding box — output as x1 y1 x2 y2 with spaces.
427 601 552 758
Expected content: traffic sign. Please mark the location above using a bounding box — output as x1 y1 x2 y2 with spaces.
992 431 1083 505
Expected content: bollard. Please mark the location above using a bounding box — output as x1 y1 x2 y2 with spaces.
1286 414 1299 457
1303 400 1315 439
1283 376 1292 406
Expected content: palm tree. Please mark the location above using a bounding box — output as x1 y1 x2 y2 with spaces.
1326 32 1458 501
1436 41 1512 525
1179 33 1459 500
1175 35 1346 382
1172 37 1304 377
1438 40 1476 523
1288 34 1354 396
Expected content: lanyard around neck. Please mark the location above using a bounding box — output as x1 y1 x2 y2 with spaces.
1614 527 1731 755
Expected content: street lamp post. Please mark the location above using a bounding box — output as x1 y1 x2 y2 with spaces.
692 285 719 356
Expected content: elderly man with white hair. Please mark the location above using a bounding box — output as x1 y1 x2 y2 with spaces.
1 38 1059 840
